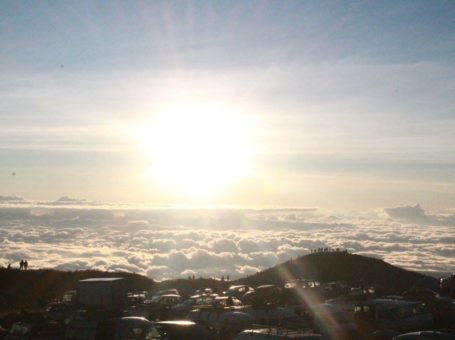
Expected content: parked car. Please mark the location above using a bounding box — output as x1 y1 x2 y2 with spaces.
152 320 212 339
125 301 172 321
171 294 221 318
234 328 325 339
326 293 368 313
65 311 99 340
393 330 455 339
225 286 254 299
95 317 154 340
0 325 8 339
188 307 253 334
244 306 302 328
214 296 242 307
242 285 282 306
67 315 155 340
353 299 434 334
5 321 64 340
311 304 357 339
45 303 76 325
149 294 181 306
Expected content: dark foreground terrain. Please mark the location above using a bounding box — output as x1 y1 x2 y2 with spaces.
1 252 454 340
0 252 437 312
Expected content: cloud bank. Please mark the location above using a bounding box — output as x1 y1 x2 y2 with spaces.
0 202 453 280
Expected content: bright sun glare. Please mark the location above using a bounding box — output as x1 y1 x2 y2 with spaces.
135 102 255 200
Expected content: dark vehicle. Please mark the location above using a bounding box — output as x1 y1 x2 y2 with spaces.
152 320 212 340
65 311 99 340
149 294 181 306
234 328 325 339
214 296 242 307
61 291 77 305
393 330 455 339
5 321 64 340
171 294 219 318
440 275 455 298
45 303 75 325
170 298 198 318
320 282 350 300
0 325 8 339
242 285 282 306
432 297 455 329
95 317 154 340
67 316 154 340
127 292 147 305
153 289 180 297
353 299 433 334
125 301 172 322
311 304 357 340
283 281 323 309
401 289 455 329
225 286 254 299
244 307 302 328
188 307 255 336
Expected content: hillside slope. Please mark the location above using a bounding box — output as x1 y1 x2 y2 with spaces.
238 252 433 293
0 269 154 311
0 253 436 311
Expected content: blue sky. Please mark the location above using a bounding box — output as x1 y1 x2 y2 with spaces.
1 1 455 209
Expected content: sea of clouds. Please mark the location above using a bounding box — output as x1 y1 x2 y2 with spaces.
0 196 454 281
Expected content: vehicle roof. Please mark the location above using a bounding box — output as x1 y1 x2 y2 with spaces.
155 320 196 326
238 328 322 338
78 277 124 282
361 299 423 307
119 316 150 321
257 284 277 289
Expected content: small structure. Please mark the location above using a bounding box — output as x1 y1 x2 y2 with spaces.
76 277 127 309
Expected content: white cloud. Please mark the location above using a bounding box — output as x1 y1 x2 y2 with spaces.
385 204 455 226
0 205 454 280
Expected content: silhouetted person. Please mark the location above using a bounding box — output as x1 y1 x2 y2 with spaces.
19 259 24 270
7 263 11 270
24 260 28 270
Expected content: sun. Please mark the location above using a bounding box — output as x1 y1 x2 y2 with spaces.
135 102 255 200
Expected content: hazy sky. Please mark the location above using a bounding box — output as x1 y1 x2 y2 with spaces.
1 1 455 209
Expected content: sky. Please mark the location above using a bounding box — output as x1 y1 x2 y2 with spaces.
1 1 455 209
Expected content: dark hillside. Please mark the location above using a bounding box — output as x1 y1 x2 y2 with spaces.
0 268 154 312
0 253 437 312
0 269 228 312
237 252 433 294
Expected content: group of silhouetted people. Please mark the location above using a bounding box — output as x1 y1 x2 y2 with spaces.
19 259 28 270
3 259 29 270
310 248 348 253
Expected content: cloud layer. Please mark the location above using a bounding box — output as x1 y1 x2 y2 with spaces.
0 202 453 280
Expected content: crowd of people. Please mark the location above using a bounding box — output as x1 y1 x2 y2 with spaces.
4 259 29 270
